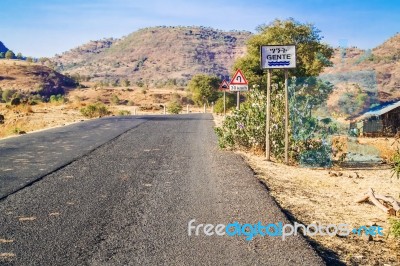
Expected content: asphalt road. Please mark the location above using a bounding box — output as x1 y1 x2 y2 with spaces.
0 116 146 200
0 114 325 265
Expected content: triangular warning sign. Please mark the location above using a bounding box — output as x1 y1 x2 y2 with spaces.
229 69 248 85
219 80 229 91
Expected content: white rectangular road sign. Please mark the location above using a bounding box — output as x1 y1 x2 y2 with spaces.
229 85 248 92
261 45 296 69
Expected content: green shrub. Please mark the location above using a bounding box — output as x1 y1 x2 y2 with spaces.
214 94 235 114
28 95 43 105
11 127 25 134
215 77 337 165
391 149 400 179
2 89 14 102
49 94 66 104
167 101 182 114
80 104 110 118
214 89 266 152
118 110 131 116
389 218 400 238
110 94 120 105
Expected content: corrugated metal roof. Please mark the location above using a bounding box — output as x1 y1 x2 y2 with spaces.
358 100 400 120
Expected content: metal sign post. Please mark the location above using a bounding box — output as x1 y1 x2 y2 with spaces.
219 80 230 116
223 91 226 116
261 45 296 164
284 69 289 164
266 69 271 161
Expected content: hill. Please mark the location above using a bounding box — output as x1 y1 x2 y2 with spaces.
52 26 252 86
321 34 400 110
0 60 76 97
0 41 8 54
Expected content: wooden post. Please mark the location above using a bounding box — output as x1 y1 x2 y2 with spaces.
164 105 166 115
223 91 226 116
211 102 214 113
266 69 271 160
236 92 240 110
187 104 189 114
134 108 137 115
204 103 206 113
284 69 289 164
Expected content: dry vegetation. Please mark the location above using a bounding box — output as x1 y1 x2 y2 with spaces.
322 33 400 106
0 60 75 95
52 26 251 86
214 114 400 265
0 85 206 139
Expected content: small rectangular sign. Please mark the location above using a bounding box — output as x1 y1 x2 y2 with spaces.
261 45 296 69
229 85 248 92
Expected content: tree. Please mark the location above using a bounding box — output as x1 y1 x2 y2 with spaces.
0 52 4 59
167 101 183 114
217 19 336 164
16 52 23 60
188 74 220 106
233 18 334 86
5 50 15 59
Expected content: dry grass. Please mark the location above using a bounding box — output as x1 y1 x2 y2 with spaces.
358 137 400 161
213 114 400 265
0 86 208 139
0 102 86 138
332 135 400 162
240 153 400 265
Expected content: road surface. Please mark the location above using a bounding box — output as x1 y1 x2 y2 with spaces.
0 114 324 265
0 116 146 200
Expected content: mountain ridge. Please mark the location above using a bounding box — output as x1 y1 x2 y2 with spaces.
52 26 252 86
322 33 400 109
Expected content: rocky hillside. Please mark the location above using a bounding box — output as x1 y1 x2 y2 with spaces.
0 60 76 97
322 33 400 108
52 26 252 86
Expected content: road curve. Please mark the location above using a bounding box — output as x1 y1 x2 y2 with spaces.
0 114 324 265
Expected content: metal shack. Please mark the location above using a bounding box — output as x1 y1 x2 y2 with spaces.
350 100 400 137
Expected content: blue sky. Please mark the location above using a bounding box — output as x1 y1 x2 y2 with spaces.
0 0 399 57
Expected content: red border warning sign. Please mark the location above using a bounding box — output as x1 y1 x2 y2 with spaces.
219 80 230 91
229 69 248 85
